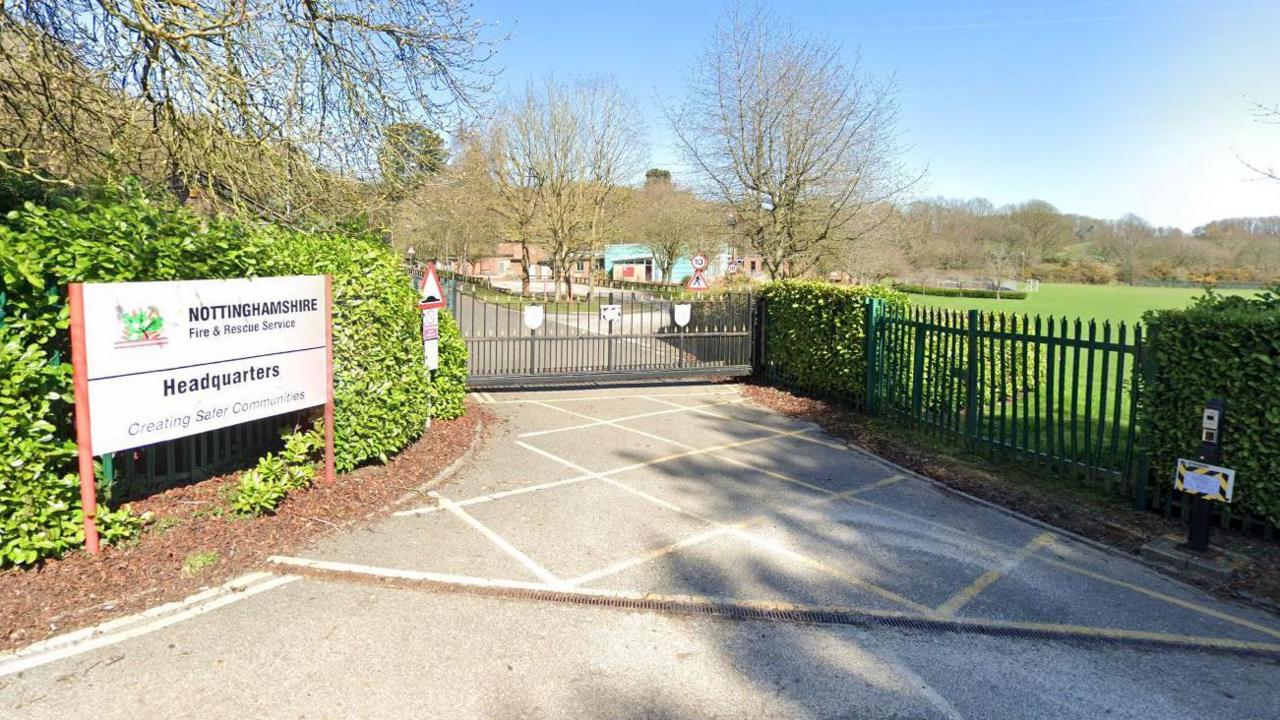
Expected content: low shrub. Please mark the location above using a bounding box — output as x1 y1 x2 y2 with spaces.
894 283 1027 300
428 310 468 420
0 183 460 564
1143 288 1280 525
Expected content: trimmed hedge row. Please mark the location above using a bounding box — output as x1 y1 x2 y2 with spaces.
0 185 463 565
760 280 909 403
1143 289 1280 525
895 283 1027 300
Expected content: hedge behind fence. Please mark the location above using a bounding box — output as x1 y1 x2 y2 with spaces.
0 185 460 565
1143 289 1280 525
759 280 909 403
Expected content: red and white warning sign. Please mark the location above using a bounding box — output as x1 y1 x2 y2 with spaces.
686 253 709 292
417 262 446 310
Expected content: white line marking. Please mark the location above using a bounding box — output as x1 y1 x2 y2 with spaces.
515 437 925 610
517 398 744 438
563 478 903 587
565 527 736 586
429 491 561 585
395 426 820 518
268 556 559 592
393 473 596 517
867 643 966 720
644 397 848 451
0 573 298 678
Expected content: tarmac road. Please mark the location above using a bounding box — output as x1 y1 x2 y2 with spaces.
3 383 1278 719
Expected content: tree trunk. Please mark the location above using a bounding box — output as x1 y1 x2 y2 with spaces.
520 240 532 296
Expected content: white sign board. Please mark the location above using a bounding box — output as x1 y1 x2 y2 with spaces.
422 308 440 371
79 276 328 454
673 304 691 327
600 304 621 324
1175 458 1235 503
523 305 545 330
691 254 707 270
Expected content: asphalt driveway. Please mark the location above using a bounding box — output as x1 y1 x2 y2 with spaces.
3 383 1279 719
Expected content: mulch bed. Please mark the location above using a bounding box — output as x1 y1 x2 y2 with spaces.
0 401 491 654
740 383 1280 613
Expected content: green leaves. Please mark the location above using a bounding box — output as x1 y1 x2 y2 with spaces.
1 182 464 565
759 280 908 402
1143 286 1280 525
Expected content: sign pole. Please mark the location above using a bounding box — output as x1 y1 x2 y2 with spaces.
323 274 336 484
1187 399 1225 552
68 283 101 554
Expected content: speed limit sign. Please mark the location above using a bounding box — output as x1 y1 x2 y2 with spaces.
691 254 707 271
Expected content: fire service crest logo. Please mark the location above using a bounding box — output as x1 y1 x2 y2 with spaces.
115 306 167 348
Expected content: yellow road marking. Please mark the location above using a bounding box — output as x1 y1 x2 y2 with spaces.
852 495 1280 641
564 477 904 587
1035 553 1280 642
936 532 1056 617
490 394 1280 644
729 527 935 614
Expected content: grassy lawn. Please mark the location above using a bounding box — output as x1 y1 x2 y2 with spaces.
902 283 1257 325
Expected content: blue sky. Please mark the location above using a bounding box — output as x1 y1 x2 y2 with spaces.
474 0 1280 230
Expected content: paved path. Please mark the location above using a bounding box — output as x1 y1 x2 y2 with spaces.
3 383 1279 718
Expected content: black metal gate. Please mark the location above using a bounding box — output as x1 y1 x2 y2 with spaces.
442 275 754 387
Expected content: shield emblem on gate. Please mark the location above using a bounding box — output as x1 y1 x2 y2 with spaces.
523 305 545 330
673 303 691 328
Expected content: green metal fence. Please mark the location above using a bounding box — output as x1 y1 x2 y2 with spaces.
867 302 1147 497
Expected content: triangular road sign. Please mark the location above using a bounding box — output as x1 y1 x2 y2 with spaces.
418 262 447 310
687 271 709 292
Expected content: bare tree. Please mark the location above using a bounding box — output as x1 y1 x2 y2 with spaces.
392 129 497 265
485 97 544 296
1098 214 1153 284
664 2 916 279
490 76 647 299
623 174 714 282
1242 102 1280 184
1007 200 1072 262
0 1 498 222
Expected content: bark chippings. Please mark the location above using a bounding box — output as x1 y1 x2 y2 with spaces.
0 402 490 654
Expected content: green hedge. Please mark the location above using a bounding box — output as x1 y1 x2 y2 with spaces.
1143 289 1280 525
895 283 1027 300
428 310 467 420
760 280 908 403
0 184 460 565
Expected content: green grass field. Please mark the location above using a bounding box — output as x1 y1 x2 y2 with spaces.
902 283 1258 325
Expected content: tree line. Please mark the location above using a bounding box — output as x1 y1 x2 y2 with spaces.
0 1 1275 291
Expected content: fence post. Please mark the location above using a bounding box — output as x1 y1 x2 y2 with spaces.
863 298 882 414
1130 325 1154 511
911 320 926 419
965 309 980 447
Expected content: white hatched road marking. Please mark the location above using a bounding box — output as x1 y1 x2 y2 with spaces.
428 491 561 585
517 398 744 438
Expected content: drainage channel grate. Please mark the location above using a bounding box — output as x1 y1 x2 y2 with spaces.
285 565 1280 661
